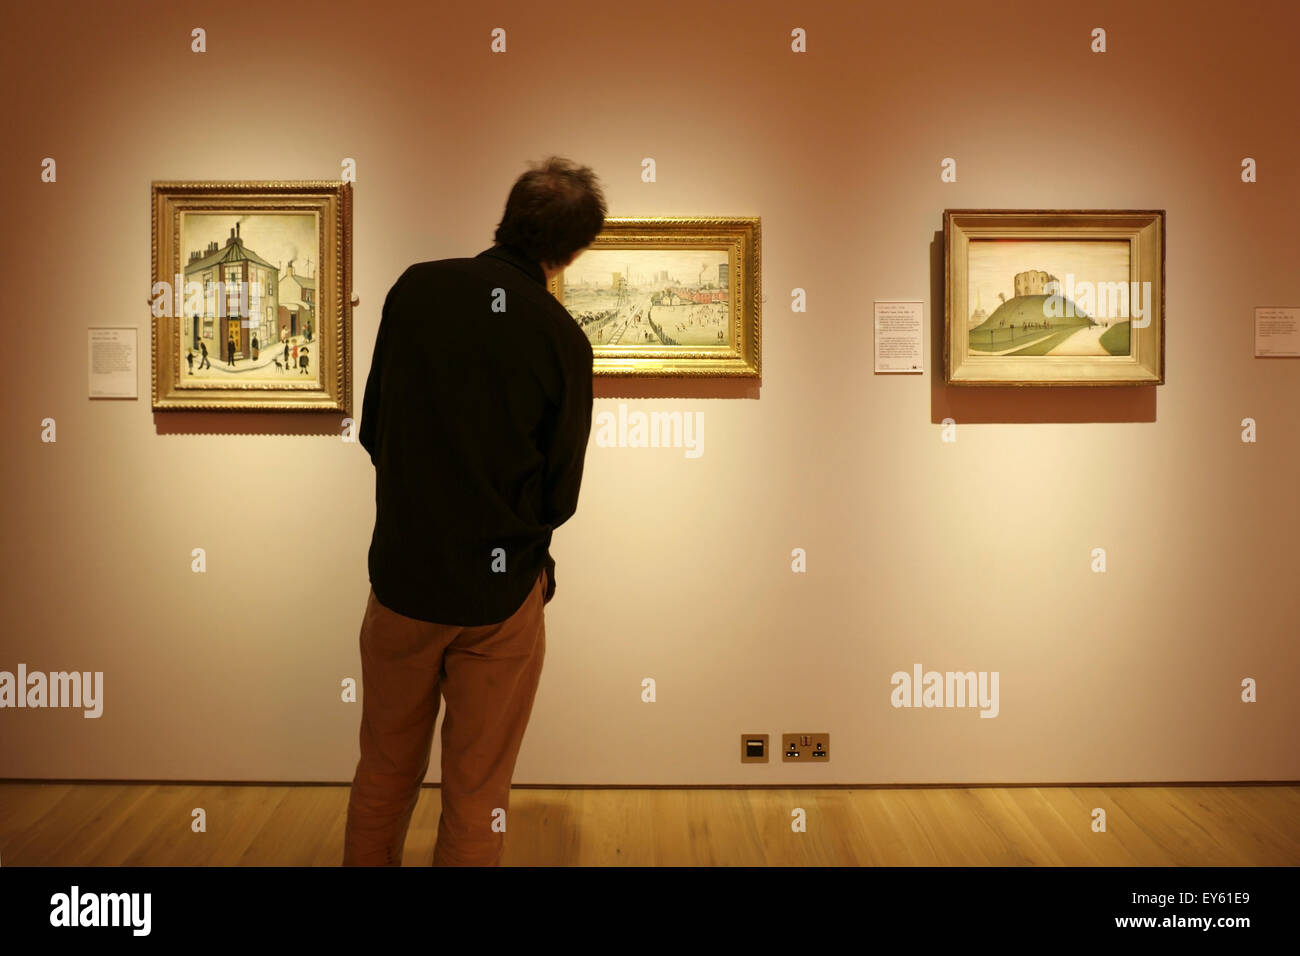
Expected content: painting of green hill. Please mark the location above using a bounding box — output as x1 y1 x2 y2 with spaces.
1099 321 1130 355
968 295 1093 353
972 295 1093 332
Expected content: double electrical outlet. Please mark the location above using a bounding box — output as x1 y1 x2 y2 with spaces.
740 732 830 763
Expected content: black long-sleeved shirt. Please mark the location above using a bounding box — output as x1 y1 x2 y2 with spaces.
359 243 594 625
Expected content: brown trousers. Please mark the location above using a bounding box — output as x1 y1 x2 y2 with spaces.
343 569 547 866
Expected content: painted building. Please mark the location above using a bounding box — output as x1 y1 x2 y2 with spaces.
184 222 280 363
277 260 316 342
969 289 987 328
671 286 728 304
1014 269 1057 297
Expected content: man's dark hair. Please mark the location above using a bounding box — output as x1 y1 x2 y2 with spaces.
494 156 607 268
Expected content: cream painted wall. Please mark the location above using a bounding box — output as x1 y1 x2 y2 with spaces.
1 0 1297 784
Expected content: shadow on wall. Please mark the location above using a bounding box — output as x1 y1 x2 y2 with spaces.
154 411 348 437
595 378 759 401
928 231 1157 425
150 379 757 437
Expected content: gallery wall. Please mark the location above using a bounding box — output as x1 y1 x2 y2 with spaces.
1 0 1297 784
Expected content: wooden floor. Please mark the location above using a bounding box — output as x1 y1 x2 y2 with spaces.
1 783 1297 866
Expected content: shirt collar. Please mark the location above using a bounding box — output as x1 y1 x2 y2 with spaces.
477 243 546 285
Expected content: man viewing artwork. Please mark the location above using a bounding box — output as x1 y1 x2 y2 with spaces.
344 156 606 866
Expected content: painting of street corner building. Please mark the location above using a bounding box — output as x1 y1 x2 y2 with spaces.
152 181 352 411
945 210 1164 386
180 213 320 381
548 217 761 376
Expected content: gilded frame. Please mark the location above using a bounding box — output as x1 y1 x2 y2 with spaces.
151 180 352 411
547 216 761 377
945 209 1165 386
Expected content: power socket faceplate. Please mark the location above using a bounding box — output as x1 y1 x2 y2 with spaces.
781 732 830 762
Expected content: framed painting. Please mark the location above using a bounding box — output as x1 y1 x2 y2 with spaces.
151 180 352 411
945 210 1164 386
547 217 761 376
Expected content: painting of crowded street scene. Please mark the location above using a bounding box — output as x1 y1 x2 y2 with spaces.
548 217 761 376
563 249 731 348
152 181 352 411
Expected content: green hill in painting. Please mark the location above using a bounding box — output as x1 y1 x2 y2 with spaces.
970 295 1094 333
1099 321 1130 355
968 294 1099 353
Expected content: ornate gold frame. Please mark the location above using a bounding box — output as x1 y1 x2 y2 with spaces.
547 216 761 377
151 181 352 411
945 209 1165 386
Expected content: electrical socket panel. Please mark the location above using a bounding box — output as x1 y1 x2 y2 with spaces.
781 732 829 762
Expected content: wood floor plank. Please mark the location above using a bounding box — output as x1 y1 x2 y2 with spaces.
1207 786 1300 861
6 784 125 865
1 783 1297 866
0 784 74 859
